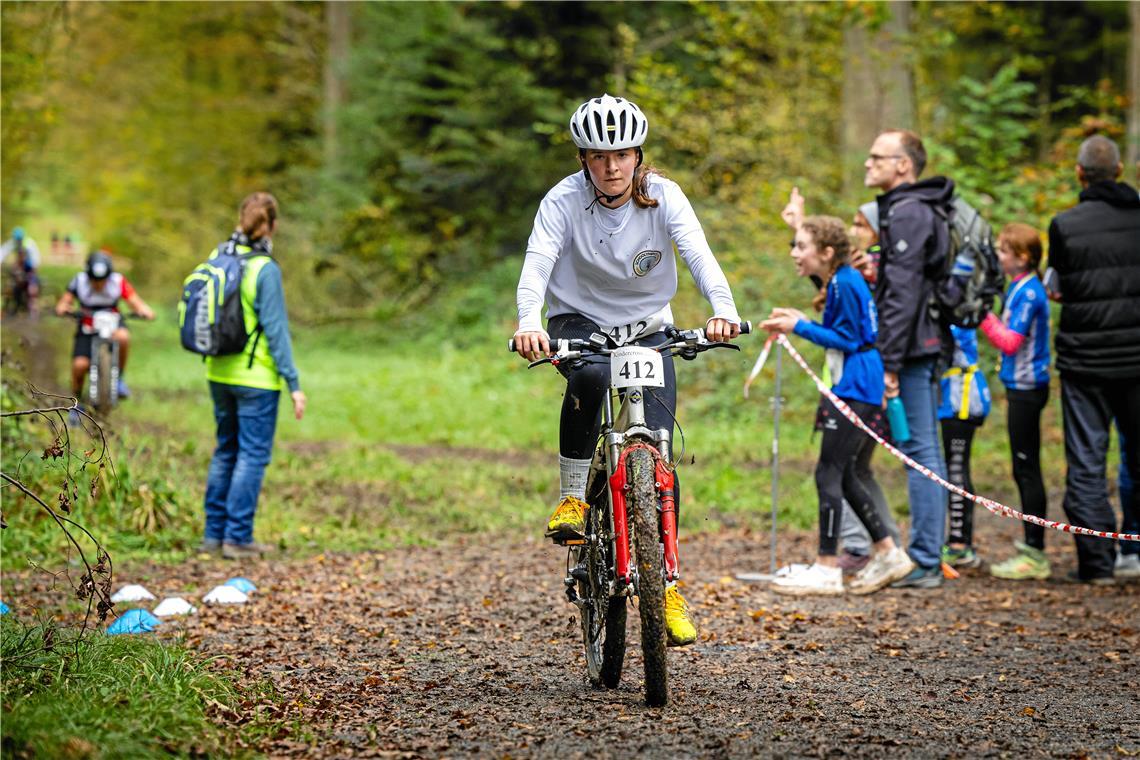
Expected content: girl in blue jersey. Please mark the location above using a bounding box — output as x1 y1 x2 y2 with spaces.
938 326 992 569
979 223 1052 580
762 216 913 596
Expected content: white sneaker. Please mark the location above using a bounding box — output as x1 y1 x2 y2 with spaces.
1115 552 1140 580
849 547 915 595
771 563 844 596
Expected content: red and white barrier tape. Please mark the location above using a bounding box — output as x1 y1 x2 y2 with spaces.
752 334 1140 543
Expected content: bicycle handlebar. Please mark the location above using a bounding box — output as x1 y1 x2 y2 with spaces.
508 321 752 367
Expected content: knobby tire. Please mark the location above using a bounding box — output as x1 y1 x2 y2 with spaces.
580 460 626 688
94 341 113 412
628 447 668 707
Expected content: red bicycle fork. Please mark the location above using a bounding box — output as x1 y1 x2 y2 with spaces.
608 444 680 586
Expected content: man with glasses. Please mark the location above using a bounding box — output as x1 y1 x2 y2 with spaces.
864 130 955 588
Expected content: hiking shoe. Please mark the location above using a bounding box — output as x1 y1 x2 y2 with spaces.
1063 569 1115 586
222 541 273 560
849 547 915 595
545 495 588 542
664 585 697 647
116 379 131 399
837 551 871 574
195 538 223 558
1114 552 1140 580
990 541 1050 581
941 545 982 569
890 563 944 589
771 563 844 596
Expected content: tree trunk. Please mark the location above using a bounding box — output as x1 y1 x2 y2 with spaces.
1128 0 1139 180
841 1 917 194
323 2 351 172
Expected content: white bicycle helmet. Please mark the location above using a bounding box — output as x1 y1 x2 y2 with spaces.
569 94 648 151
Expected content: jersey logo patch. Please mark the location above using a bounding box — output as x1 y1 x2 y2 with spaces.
632 249 663 277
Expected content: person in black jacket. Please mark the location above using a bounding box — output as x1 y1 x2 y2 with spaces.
864 129 953 588
1049 134 1140 584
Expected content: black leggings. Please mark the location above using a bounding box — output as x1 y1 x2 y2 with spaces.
548 314 680 512
816 399 890 555
1008 386 1049 549
942 416 982 546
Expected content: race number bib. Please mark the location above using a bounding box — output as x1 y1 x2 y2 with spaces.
610 346 665 389
603 312 665 346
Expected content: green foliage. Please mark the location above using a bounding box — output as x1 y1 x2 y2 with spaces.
1 618 272 758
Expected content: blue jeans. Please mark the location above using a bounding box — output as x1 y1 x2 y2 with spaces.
898 357 948 568
1119 431 1139 557
204 382 280 545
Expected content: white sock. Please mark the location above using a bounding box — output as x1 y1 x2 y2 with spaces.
559 455 591 500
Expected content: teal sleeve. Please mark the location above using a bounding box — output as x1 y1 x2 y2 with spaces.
254 262 300 392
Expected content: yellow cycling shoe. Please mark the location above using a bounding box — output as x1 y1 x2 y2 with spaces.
545 495 588 542
664 584 697 647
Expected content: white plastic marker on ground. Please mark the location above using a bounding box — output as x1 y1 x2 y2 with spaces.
202 585 249 604
153 597 198 616
754 334 1140 543
110 584 156 603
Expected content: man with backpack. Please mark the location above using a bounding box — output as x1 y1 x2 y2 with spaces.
864 129 953 588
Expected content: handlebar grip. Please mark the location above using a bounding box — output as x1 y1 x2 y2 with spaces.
508 338 517 353
740 320 752 335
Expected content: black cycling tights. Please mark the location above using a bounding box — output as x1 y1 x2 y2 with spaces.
1008 387 1049 550
548 313 680 510
941 416 981 547
816 399 890 556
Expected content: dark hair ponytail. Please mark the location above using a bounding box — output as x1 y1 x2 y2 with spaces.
238 192 279 240
800 215 852 313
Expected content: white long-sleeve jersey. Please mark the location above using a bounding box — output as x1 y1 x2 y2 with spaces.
516 172 740 337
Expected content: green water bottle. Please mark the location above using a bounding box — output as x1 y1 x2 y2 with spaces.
886 396 910 444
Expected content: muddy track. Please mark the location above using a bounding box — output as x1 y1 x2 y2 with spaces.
9 528 1131 758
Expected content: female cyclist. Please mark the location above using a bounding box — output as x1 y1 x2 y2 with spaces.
513 94 742 646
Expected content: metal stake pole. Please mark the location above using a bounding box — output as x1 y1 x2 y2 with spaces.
770 343 783 575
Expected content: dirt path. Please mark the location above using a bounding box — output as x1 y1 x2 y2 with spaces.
23 529 1129 758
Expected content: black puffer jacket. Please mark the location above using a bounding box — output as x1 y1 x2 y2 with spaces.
874 177 955 373
1048 181 1140 379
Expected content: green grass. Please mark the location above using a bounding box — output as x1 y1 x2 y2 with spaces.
3 260 1104 572
0 618 276 758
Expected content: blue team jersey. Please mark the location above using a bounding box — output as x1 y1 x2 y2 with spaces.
794 264 885 407
999 273 1051 390
938 325 991 420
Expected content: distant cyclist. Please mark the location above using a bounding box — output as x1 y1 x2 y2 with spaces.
55 250 155 410
1 227 42 314
513 94 742 646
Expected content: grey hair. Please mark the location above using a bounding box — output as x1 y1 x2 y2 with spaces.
1077 135 1121 184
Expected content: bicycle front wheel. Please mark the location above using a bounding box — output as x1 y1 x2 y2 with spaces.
580 461 626 689
628 447 668 707
93 341 114 412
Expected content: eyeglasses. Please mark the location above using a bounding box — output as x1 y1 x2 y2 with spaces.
868 153 904 163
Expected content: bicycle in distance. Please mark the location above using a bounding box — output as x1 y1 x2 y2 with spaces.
511 322 750 706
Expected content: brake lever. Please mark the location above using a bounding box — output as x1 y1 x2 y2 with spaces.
527 357 555 369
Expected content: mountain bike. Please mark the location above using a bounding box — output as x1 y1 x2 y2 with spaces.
510 322 749 706
63 309 140 414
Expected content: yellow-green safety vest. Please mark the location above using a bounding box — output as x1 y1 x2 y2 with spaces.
205 251 281 390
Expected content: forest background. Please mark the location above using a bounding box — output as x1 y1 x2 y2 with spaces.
4 0 1139 319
